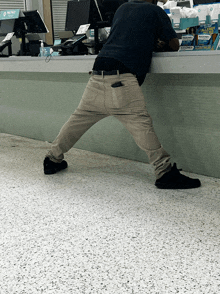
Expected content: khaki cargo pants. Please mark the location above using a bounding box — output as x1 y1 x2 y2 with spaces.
47 72 171 180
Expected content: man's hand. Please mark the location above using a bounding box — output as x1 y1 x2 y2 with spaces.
155 38 180 52
157 39 166 49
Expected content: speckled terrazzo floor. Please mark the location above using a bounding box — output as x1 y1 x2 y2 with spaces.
1 133 220 294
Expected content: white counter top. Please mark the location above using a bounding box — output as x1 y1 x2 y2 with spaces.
1 51 220 73
151 50 220 73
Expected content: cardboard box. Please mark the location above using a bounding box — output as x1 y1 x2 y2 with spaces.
194 23 219 50
197 34 211 45
179 45 195 51
181 34 195 46
194 33 219 50
195 22 218 35
180 22 220 51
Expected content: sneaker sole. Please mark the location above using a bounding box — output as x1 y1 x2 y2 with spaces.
44 165 68 175
155 180 201 189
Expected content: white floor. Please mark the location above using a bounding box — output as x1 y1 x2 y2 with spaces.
1 133 220 294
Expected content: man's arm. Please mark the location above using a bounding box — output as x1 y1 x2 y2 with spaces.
155 38 179 52
156 7 180 52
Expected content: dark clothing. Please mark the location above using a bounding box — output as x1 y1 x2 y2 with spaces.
93 57 146 86
93 0 177 85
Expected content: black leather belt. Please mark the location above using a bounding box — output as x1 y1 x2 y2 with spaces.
92 69 130 76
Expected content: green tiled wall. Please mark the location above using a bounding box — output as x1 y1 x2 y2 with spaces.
1 71 220 178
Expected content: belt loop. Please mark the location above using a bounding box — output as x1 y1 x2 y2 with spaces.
117 70 120 77
102 70 104 78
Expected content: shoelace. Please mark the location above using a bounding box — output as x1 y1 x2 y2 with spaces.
173 163 182 173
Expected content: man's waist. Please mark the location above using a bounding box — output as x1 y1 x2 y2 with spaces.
93 57 132 73
92 69 131 76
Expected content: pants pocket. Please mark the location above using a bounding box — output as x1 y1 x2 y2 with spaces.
111 80 145 109
111 83 129 108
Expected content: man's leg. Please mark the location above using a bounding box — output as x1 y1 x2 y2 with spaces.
115 109 171 180
47 108 107 163
109 73 200 188
46 76 108 164
104 73 171 180
113 109 201 189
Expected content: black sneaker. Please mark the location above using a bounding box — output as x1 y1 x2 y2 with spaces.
155 163 201 189
44 157 68 175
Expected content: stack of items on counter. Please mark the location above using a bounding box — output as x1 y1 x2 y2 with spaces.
181 22 220 50
158 0 220 51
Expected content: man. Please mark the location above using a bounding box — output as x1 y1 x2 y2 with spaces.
44 0 201 189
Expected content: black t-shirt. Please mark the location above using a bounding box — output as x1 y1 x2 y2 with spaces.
94 0 177 84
